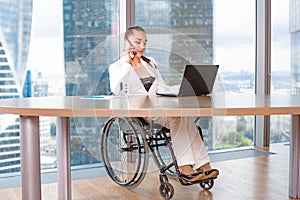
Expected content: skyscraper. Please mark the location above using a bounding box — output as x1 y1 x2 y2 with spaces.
63 0 114 96
23 70 32 97
0 0 32 173
0 0 32 87
63 0 116 165
134 0 213 87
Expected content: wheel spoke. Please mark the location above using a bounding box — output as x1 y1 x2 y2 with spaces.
101 117 149 188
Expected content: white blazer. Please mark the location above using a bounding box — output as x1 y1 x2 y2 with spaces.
109 57 176 95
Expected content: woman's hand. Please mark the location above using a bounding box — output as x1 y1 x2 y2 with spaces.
123 46 135 62
124 47 143 68
129 49 137 59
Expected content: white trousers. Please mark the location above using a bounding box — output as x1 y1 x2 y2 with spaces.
147 116 210 170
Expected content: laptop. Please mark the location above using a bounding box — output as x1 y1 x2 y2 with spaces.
156 64 219 97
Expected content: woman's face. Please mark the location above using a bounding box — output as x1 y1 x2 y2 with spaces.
126 29 147 58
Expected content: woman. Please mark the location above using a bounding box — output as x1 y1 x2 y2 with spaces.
109 26 219 182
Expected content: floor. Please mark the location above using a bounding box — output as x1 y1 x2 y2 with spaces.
0 143 299 200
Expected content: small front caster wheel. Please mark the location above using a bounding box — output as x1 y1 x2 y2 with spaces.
199 179 214 190
159 182 174 200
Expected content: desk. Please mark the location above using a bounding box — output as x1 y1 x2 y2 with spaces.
0 94 300 199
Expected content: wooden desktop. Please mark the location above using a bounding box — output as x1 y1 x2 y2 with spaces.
0 94 299 199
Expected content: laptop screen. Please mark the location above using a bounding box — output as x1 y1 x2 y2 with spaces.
178 65 219 96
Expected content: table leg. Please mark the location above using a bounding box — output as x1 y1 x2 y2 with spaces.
20 116 41 200
290 115 300 198
57 117 71 200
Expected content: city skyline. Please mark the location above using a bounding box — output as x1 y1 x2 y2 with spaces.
0 0 33 173
27 0 291 81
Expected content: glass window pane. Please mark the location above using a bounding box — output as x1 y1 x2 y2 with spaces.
215 0 255 93
64 0 119 96
270 0 292 144
63 0 120 166
136 0 255 150
136 1 214 85
214 0 255 149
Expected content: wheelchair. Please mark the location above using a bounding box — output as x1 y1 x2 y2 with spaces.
100 116 216 200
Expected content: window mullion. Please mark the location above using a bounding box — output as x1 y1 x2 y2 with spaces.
255 0 271 147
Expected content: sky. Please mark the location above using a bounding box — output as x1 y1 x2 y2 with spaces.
26 0 291 80
27 0 64 78
215 0 290 72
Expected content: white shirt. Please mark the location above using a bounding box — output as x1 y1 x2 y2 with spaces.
109 56 176 95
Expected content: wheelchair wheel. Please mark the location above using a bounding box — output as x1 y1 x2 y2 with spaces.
199 179 214 190
101 117 149 188
153 128 177 178
159 182 174 200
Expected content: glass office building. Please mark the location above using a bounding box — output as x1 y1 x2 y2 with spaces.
0 0 32 86
63 0 116 165
0 0 32 173
63 0 115 96
136 0 213 69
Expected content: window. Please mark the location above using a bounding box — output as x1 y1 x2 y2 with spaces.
136 0 255 150
63 0 120 166
0 58 8 62
0 0 298 182
270 0 292 144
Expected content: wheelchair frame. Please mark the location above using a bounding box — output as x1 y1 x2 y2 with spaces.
100 117 215 200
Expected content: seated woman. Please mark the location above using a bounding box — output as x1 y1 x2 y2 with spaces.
108 26 219 182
